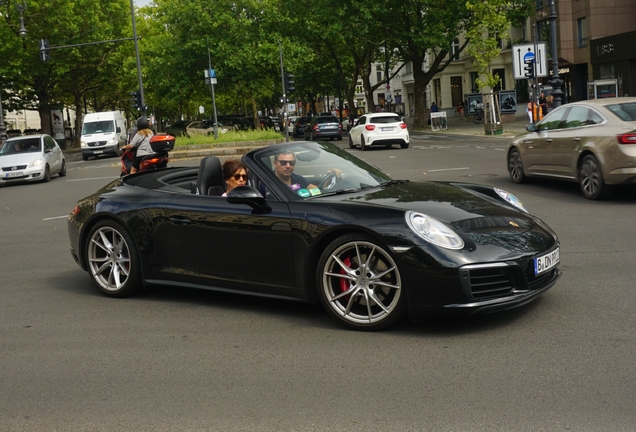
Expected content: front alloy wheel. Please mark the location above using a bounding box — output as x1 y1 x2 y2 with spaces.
86 220 142 297
317 235 406 330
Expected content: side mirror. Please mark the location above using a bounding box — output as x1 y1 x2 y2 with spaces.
526 123 537 132
226 185 272 214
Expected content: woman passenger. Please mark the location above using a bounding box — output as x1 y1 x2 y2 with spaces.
222 159 248 197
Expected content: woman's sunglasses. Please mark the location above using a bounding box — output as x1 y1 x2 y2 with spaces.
232 173 248 181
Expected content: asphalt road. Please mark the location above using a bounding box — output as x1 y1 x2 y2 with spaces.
1 136 635 431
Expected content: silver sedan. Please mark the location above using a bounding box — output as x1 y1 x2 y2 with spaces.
507 97 636 199
0 134 66 184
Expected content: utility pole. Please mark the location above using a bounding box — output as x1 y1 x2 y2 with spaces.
548 0 564 108
130 0 145 117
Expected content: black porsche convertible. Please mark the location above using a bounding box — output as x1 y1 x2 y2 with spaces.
68 141 561 330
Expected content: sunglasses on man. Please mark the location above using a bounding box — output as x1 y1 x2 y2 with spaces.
276 159 296 166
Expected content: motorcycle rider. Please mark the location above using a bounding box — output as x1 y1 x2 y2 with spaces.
122 116 154 174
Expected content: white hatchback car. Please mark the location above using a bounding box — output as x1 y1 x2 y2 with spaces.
0 134 66 184
348 113 409 150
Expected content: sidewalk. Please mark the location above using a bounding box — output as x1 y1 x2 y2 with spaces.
404 110 530 138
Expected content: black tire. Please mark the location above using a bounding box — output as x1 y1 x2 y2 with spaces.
43 165 51 182
316 234 406 331
348 134 355 149
337 136 342 141
58 159 67 177
579 155 608 200
361 135 367 151
85 220 142 298
400 143 409 149
508 148 527 184
82 154 89 161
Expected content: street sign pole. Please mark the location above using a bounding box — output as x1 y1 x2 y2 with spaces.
279 41 290 142
207 38 219 139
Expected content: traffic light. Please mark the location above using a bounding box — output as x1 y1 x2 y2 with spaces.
129 90 141 110
524 60 535 78
284 73 295 93
39 39 50 62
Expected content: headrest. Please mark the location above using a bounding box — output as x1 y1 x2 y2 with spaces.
196 156 225 195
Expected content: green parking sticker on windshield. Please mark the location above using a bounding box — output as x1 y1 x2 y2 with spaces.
297 189 311 198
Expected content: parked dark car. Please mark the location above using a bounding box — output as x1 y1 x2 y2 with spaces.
67 141 561 331
260 116 283 132
294 116 310 137
166 120 189 137
304 116 342 141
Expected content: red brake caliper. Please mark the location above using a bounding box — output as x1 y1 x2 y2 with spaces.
339 257 352 300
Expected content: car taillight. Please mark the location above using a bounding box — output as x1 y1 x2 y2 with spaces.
617 133 636 144
339 124 342 130
365 124 376 131
314 124 319 131
400 122 407 129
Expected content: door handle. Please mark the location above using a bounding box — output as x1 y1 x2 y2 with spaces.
169 216 191 225
573 137 581 142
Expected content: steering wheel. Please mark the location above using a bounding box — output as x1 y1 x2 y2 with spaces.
318 171 339 190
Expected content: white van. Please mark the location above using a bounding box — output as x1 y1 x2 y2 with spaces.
80 111 127 160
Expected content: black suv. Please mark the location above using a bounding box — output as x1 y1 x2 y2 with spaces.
304 116 342 141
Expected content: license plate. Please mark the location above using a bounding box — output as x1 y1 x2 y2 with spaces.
534 247 559 275
93 150 103 154
5 171 23 178
325 125 336 129
381 127 394 131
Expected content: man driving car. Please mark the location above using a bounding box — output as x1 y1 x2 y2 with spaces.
273 150 319 191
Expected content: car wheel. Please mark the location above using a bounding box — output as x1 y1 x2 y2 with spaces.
82 154 89 161
579 155 608 200
508 149 527 183
386 144 393 149
85 220 142 297
316 234 406 331
58 159 67 177
43 165 51 182
348 134 355 149
337 136 342 141
361 135 367 151
400 143 409 149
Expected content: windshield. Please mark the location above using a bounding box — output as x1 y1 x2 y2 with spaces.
254 141 392 200
0 138 41 155
82 120 115 135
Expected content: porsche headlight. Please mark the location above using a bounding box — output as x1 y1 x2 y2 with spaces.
30 158 45 167
494 188 528 213
405 211 464 250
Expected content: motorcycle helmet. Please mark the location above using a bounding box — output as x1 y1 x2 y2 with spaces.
136 116 150 130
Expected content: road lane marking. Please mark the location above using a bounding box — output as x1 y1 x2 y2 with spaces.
66 176 119 182
426 167 470 172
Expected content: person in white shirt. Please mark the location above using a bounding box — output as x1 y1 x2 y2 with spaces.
122 117 154 174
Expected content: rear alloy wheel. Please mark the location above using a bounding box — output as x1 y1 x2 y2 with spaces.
348 134 355 149
579 155 608 200
508 149 527 183
361 135 367 151
58 160 67 177
317 234 406 331
43 165 51 182
86 220 142 297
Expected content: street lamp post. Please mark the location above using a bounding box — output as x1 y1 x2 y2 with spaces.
0 0 28 145
548 0 564 108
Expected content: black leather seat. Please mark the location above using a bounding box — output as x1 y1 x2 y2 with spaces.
195 156 226 196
